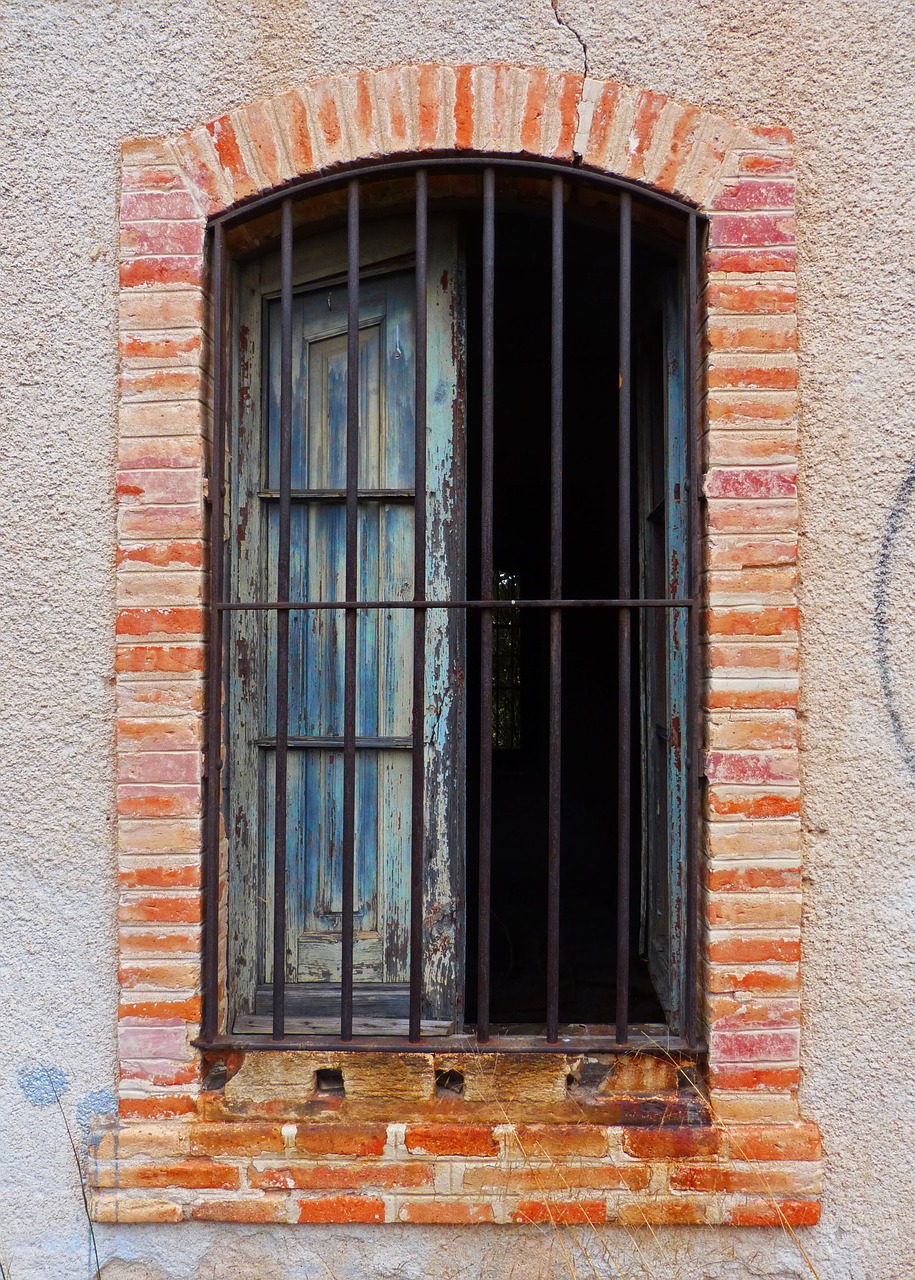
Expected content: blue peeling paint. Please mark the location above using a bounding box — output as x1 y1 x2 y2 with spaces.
17 1063 69 1107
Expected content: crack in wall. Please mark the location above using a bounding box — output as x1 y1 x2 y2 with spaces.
550 0 589 80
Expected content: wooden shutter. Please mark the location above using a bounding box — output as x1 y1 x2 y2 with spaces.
227 217 465 1032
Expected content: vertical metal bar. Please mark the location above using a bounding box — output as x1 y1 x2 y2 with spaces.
409 170 428 1043
616 192 632 1046
202 221 226 1044
341 179 360 1041
271 197 294 1041
477 166 495 1044
684 211 701 1049
546 175 563 1044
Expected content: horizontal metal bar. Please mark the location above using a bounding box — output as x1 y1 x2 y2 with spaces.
258 488 415 502
218 598 696 612
256 736 411 750
213 155 707 230
195 1029 707 1055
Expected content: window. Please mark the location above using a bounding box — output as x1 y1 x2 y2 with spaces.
206 160 701 1052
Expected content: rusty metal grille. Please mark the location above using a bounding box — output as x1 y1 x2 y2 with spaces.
200 157 705 1054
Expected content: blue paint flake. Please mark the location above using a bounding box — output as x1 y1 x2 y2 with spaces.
17 1063 69 1108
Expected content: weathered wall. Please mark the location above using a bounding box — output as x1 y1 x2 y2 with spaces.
0 1 912 1277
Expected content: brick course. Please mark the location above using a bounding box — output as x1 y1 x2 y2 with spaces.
101 61 818 1227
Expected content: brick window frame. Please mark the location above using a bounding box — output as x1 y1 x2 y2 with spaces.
100 63 820 1227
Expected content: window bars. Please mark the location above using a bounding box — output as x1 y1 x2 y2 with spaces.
202 158 705 1054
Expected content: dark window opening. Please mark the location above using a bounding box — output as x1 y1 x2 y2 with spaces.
205 160 702 1053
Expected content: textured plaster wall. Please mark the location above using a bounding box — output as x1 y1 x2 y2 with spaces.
1 1 913 1276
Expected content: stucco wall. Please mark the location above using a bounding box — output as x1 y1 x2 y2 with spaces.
1 1 913 1277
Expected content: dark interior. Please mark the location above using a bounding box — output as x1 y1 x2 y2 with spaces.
462 206 667 1030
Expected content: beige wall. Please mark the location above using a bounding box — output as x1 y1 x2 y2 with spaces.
1 1 913 1276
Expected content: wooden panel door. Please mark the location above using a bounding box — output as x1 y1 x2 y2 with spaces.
228 218 465 1030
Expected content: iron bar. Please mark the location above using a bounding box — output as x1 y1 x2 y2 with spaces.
217 598 695 612
409 169 428 1042
271 198 294 1040
616 191 632 1047
201 220 226 1045
477 165 495 1045
258 488 415 501
341 178 360 1041
685 211 701 1050
214 155 707 229
546 175 563 1043
196 1031 706 1055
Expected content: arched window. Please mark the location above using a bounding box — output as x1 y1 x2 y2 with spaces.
205 159 703 1052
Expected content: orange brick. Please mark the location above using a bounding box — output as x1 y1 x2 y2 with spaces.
726 1122 821 1161
119 1095 198 1120
205 114 257 201
120 258 203 289
621 1126 719 1160
189 1123 286 1156
510 1124 608 1159
464 1165 649 1192
726 1197 820 1226
192 1196 287 1222
103 1159 238 1190
116 645 205 675
709 1064 800 1092
296 1195 384 1223
119 960 199 989
512 1200 606 1225
400 1200 495 1223
251 1162 432 1191
454 65 474 149
276 90 314 173
626 89 666 180
404 1124 498 1157
294 1124 387 1157
707 936 800 964
618 1198 713 1225
92 1195 184 1223
118 994 201 1019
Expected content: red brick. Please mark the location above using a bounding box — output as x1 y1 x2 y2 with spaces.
243 101 286 188
454 65 474 149
117 608 205 639
712 180 795 212
709 1064 800 1091
654 104 704 193
739 154 794 175
706 467 796 499
116 645 205 675
277 90 314 173
117 718 201 751
707 283 795 315
120 1060 199 1088
711 1029 800 1063
296 1195 384 1223
553 72 582 159
416 65 440 149
120 258 203 289
708 365 798 392
726 1197 820 1226
582 80 621 167
121 191 200 221
512 1200 606 1225
205 114 257 201
404 1124 498 1157
707 995 800 1030
121 222 203 257
707 789 800 820
118 541 205 571
400 1200 495 1223
119 895 202 925
294 1124 387 1157
707 607 798 637
707 248 797 273
118 785 200 819
706 865 800 892
707 936 801 965
118 753 200 785
671 1164 814 1194
119 994 201 1019
710 214 795 248
626 89 666 179
621 1126 719 1160
520 68 549 153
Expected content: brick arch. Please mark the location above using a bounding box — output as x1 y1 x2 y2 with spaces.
163 64 760 216
109 66 815 1227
